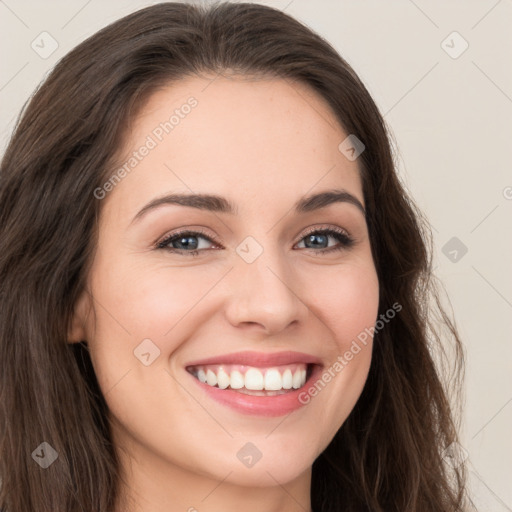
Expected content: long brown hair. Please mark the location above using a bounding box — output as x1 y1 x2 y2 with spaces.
0 2 467 511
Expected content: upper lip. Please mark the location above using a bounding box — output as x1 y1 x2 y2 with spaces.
185 350 323 368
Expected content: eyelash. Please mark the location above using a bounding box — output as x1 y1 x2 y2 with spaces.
156 226 354 257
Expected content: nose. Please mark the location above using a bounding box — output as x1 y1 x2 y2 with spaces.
223 244 308 336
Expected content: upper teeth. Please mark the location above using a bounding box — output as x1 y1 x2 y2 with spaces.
190 364 308 391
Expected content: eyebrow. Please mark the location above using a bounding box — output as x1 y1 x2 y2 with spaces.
130 188 366 225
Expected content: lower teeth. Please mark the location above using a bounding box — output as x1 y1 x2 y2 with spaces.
231 388 292 396
205 385 293 396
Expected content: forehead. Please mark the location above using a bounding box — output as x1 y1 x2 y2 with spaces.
105 75 364 220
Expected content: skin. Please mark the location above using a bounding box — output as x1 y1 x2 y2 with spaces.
68 74 380 512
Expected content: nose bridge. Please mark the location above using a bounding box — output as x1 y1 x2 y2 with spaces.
224 234 305 333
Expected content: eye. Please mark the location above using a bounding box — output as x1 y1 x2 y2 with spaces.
295 227 354 254
156 228 220 256
156 226 354 257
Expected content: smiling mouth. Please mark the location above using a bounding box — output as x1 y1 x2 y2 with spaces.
186 363 316 396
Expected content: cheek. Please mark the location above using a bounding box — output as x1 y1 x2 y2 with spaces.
304 260 380 344
296 261 379 437
85 257 222 381
90 255 211 336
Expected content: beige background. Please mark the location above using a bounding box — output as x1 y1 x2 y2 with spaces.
1 0 511 509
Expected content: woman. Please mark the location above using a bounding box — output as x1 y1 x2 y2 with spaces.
0 2 468 511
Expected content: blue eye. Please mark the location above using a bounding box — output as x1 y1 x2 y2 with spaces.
297 227 354 253
156 228 219 256
157 227 354 256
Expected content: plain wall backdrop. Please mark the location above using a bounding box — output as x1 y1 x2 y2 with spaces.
1 0 511 510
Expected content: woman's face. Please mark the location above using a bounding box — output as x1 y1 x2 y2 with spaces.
70 75 379 490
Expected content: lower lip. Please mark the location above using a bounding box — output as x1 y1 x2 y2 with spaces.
187 364 323 417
